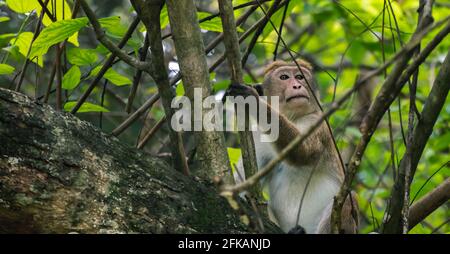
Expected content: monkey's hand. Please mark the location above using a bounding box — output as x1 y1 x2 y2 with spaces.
222 83 261 103
287 225 306 234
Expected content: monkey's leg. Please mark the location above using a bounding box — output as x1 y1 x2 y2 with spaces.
316 192 359 234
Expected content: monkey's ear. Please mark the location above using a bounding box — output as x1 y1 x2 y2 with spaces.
254 84 264 96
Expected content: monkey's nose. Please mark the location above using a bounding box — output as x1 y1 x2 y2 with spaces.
293 85 301 89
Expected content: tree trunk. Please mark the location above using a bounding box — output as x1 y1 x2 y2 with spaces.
0 88 278 233
166 0 232 179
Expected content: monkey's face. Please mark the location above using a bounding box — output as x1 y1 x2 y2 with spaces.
265 66 317 118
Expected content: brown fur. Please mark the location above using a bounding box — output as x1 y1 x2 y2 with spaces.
251 60 359 233
264 59 313 76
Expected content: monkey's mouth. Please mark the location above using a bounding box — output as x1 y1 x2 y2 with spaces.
286 95 309 102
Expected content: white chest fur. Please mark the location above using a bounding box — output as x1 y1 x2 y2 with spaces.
253 124 341 233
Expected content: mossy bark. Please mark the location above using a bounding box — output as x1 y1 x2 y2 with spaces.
0 88 279 233
166 0 232 179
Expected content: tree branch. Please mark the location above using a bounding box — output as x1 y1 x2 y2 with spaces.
166 0 231 179
383 47 450 233
409 178 450 230
78 0 150 72
70 16 141 114
0 87 283 233
131 0 189 176
331 18 450 233
218 0 259 195
383 0 435 233
109 5 262 137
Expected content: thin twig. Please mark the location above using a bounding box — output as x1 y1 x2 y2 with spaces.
137 116 166 149
273 0 290 61
15 0 50 92
126 34 150 114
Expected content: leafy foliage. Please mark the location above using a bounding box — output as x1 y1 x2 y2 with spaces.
29 17 88 59
0 0 448 234
63 101 109 113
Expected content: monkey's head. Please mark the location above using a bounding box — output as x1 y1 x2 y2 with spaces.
262 60 319 119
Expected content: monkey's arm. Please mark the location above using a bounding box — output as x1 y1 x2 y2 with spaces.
225 83 325 165
266 103 327 165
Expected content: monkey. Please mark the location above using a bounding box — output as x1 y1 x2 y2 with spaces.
226 60 359 234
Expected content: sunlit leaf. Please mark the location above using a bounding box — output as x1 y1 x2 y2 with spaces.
9 32 43 67
40 0 79 46
30 17 88 59
0 63 15 75
91 66 132 86
176 82 185 96
197 12 224 33
227 147 241 173
0 17 10 22
5 0 40 14
41 0 73 26
63 101 109 113
160 5 169 29
67 47 98 66
6 0 78 45
98 16 128 38
62 66 81 90
197 12 243 33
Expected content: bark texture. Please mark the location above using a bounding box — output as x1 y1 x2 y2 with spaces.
0 88 274 234
166 0 232 179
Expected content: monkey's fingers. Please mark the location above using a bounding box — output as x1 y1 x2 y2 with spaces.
223 83 248 102
230 83 258 97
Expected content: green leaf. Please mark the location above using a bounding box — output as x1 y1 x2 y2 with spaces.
63 101 109 113
160 5 169 29
29 17 88 59
5 0 40 13
1 45 21 61
176 81 185 96
94 44 110 55
62 66 81 90
10 32 43 67
0 17 10 22
41 0 79 46
0 63 15 75
227 147 241 173
347 40 366 66
197 12 224 33
104 69 132 86
67 47 98 66
98 16 128 38
91 66 132 86
41 0 73 24
0 33 15 47
213 80 229 93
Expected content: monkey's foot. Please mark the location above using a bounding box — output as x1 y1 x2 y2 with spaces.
287 225 306 234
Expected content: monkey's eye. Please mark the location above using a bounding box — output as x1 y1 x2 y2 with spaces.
279 74 289 80
295 74 304 80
